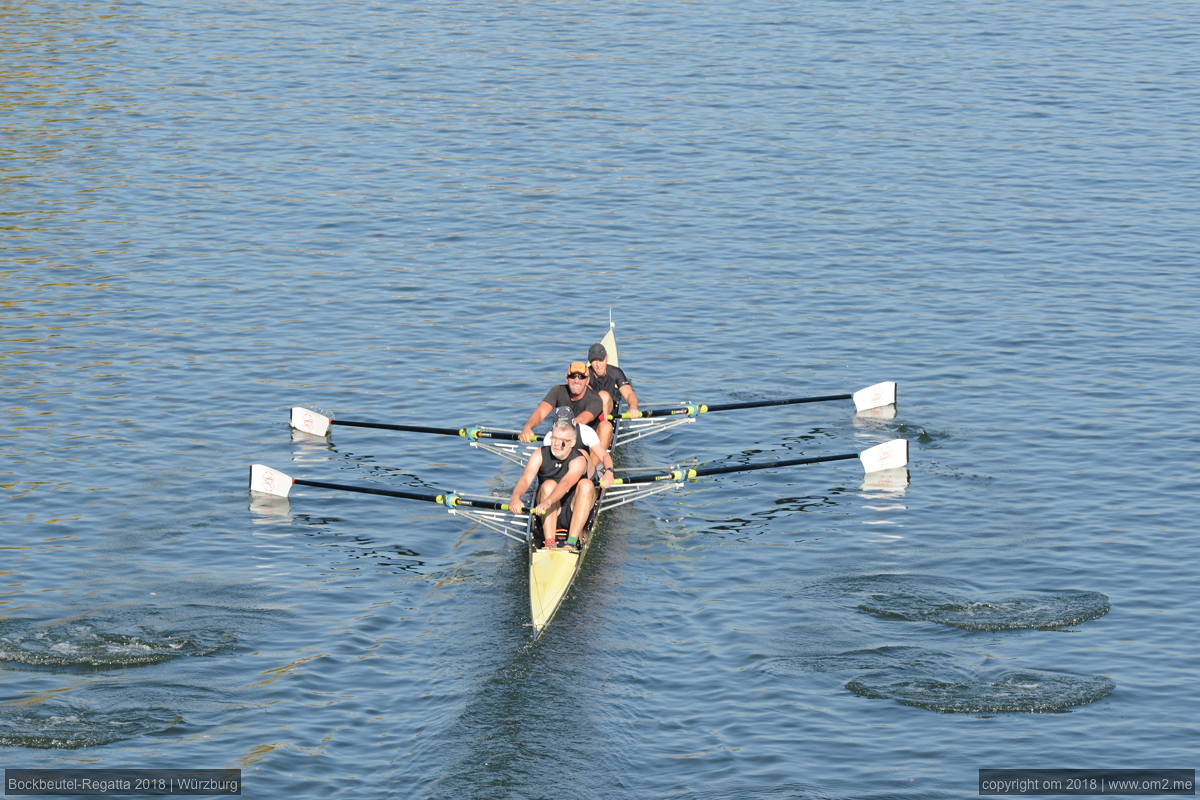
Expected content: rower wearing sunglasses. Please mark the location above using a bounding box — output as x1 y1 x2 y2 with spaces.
518 361 604 444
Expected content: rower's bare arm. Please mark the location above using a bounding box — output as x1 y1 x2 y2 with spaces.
620 383 640 417
509 451 542 513
595 446 614 488
519 401 553 442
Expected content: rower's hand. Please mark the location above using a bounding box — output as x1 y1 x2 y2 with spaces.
509 500 522 515
533 504 548 517
518 427 536 443
627 408 642 419
600 471 614 489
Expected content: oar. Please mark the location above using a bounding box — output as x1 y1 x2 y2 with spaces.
248 464 513 510
620 381 897 419
612 439 908 485
290 407 535 442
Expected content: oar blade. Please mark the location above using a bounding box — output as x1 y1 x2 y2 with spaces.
249 464 294 497
859 439 908 473
290 407 332 436
852 381 896 412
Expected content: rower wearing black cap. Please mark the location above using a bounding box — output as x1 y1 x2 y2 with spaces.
587 341 640 453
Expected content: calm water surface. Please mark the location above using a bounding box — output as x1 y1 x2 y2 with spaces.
2 1 1197 798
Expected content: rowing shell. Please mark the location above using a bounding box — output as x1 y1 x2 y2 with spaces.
265 321 907 638
527 323 620 636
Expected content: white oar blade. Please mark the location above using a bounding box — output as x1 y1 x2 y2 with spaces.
290 406 331 436
858 439 908 473
852 381 896 412
249 464 295 497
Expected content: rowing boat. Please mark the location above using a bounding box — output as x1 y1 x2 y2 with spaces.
527 324 621 635
251 324 909 638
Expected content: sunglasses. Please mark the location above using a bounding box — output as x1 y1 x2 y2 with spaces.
567 372 588 379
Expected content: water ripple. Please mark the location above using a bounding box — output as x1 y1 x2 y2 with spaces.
824 574 1110 630
0 699 182 750
0 619 234 670
846 667 1115 714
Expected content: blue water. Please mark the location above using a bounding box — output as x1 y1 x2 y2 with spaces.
2 1 1197 797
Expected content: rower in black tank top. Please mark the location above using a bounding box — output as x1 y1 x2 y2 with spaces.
537 446 586 484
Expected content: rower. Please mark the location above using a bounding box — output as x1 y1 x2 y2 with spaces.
518 361 604 444
508 419 595 551
586 341 640 452
549 406 614 490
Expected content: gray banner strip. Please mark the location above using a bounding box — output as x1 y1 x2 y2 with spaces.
980 769 1194 796
5 770 241 796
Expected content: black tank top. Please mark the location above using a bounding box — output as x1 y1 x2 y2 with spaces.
537 446 585 483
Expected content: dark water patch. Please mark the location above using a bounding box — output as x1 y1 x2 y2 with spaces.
663 781 859 800
858 589 1110 630
820 574 1109 630
0 613 236 670
761 645 947 676
0 699 182 749
761 644 1115 713
846 667 1115 714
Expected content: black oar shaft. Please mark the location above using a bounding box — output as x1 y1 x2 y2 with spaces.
701 394 851 413
627 393 853 419
295 478 440 502
616 451 859 485
331 419 526 441
332 419 462 436
691 452 857 477
293 478 508 510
